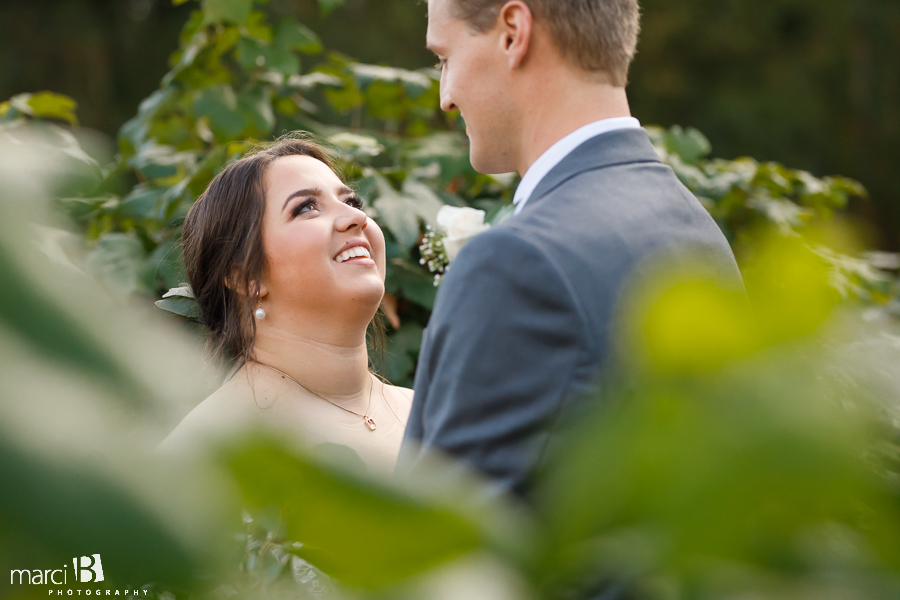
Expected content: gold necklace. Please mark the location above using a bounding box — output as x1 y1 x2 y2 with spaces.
251 361 377 431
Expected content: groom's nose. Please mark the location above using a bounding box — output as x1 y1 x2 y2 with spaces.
440 91 457 112
439 74 457 112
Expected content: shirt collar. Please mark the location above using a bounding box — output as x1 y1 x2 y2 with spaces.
512 116 642 215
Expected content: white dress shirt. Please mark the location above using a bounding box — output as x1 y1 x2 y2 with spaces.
512 116 642 216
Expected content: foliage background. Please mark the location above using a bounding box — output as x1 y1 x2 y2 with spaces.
1 0 897 250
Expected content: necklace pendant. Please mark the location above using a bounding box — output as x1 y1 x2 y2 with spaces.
364 416 377 431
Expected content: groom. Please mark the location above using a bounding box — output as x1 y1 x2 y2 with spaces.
401 0 742 496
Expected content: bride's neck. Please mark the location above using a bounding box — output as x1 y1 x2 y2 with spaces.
250 316 371 400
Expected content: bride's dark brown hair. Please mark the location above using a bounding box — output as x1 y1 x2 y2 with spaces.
183 134 384 366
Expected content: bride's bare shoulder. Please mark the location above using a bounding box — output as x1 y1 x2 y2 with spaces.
383 382 414 419
155 374 264 454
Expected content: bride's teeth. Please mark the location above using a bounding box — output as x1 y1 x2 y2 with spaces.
335 247 371 263
335 246 372 263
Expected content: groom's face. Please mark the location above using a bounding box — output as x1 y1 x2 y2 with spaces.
427 0 517 174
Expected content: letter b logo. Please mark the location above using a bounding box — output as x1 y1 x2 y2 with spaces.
76 555 104 583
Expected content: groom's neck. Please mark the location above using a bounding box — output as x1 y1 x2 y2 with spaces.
513 69 632 176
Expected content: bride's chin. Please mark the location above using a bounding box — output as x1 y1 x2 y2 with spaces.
339 281 386 311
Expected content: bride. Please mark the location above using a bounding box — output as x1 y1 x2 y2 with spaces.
158 136 412 474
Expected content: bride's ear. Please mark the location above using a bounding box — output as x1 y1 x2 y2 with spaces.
223 268 268 300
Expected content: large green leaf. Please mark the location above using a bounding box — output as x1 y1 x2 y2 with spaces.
193 85 249 142
540 369 900 584
84 233 146 300
0 247 148 407
0 437 200 590
387 258 437 310
236 37 301 77
372 175 445 249
237 86 276 136
224 438 484 589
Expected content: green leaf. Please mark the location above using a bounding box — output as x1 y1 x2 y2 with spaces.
274 19 322 54
155 297 201 319
236 37 301 77
351 63 433 98
328 132 385 161
372 175 445 249
225 439 483 589
18 92 79 125
238 86 276 136
316 0 346 16
119 184 165 219
663 125 712 165
0 243 147 406
324 82 364 114
387 258 437 309
373 189 419 248
142 241 188 293
193 85 249 141
128 143 196 182
85 233 146 300
384 322 425 384
365 80 406 120
0 439 199 590
201 0 252 25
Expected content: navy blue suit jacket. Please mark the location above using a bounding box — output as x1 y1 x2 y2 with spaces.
401 128 743 497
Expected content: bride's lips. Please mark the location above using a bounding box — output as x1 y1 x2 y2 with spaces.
333 240 375 265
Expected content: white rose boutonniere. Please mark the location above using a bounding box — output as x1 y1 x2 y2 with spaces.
437 206 491 261
419 206 491 286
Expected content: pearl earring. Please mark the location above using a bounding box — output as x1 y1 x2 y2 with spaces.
255 298 266 321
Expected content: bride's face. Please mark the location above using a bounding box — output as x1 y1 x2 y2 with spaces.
259 154 386 323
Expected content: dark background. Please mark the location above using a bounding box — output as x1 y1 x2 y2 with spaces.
1 0 897 249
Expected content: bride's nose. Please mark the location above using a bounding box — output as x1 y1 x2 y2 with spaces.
334 203 369 232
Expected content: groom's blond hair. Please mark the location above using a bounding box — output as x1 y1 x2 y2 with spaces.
451 0 640 87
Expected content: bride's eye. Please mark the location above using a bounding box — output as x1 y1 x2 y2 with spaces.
345 195 364 210
291 198 318 218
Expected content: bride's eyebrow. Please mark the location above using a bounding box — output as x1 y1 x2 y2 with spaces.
282 187 322 211
336 185 355 196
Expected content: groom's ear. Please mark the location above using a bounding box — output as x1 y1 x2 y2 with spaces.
498 0 533 70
